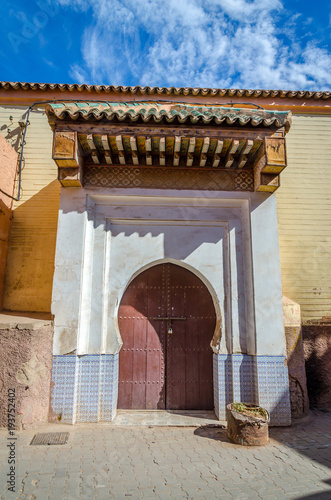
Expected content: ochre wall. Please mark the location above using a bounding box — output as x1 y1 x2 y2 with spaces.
276 114 331 322
1 102 331 319
0 133 17 309
0 106 60 312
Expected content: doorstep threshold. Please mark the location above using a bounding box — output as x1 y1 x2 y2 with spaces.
109 410 222 426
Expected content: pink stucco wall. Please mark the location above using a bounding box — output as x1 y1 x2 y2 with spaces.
0 322 53 429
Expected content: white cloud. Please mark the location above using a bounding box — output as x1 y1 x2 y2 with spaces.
58 0 331 90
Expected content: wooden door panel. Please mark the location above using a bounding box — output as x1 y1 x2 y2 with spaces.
166 264 215 410
118 266 166 409
118 263 215 411
131 315 147 409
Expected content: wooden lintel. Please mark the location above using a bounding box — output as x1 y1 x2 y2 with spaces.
55 122 271 141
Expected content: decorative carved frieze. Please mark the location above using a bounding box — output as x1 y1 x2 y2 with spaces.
83 166 254 192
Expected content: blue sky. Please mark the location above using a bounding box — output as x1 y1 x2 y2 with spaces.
0 0 330 90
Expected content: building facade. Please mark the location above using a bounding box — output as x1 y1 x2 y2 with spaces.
0 83 330 428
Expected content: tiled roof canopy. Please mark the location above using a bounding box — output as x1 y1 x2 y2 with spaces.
46 101 291 193
46 102 292 132
1 80 330 100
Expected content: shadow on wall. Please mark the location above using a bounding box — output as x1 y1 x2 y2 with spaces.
0 199 12 309
3 180 60 313
303 323 331 410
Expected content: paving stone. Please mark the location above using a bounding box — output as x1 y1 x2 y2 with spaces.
1 411 331 500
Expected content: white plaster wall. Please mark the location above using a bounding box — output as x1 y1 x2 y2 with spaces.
250 194 286 356
51 188 284 358
106 221 226 354
51 208 86 354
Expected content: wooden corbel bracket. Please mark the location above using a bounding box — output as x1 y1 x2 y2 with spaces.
254 135 287 193
52 130 84 187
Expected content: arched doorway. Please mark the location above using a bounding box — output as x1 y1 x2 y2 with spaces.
118 263 216 410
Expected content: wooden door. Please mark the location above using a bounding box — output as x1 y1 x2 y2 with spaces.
118 263 215 410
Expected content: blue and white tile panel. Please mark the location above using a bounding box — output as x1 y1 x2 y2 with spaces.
256 356 291 426
52 353 290 426
51 355 78 424
51 354 119 424
213 354 233 420
213 354 291 426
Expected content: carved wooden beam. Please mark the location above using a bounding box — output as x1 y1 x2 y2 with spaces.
116 135 126 165
100 135 112 164
159 137 165 166
130 136 139 165
225 140 239 168
187 137 195 166
145 137 152 165
238 140 253 168
212 140 223 167
86 134 101 164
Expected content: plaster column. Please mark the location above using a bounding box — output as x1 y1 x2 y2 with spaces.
250 194 291 425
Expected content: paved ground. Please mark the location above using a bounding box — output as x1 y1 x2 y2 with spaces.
0 410 330 500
